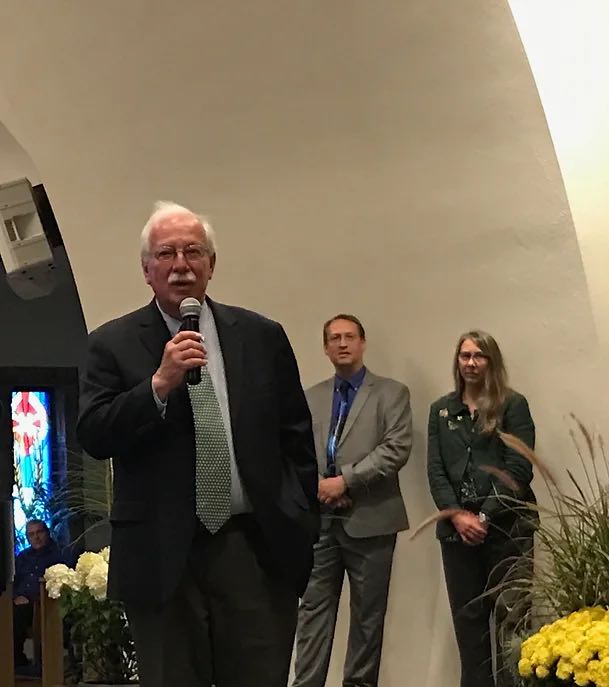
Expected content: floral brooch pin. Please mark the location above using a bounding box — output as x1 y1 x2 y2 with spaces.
439 408 448 418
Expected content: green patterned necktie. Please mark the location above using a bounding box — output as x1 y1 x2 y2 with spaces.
187 369 232 533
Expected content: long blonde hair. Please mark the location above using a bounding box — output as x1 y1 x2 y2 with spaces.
453 330 509 434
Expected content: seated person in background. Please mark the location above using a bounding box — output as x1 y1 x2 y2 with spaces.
12 519 67 669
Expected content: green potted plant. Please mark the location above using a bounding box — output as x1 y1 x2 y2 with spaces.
44 548 138 686
499 418 609 686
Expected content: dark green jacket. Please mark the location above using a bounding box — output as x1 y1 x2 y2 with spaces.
427 390 535 539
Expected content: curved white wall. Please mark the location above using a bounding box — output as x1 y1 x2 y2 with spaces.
510 0 609 379
1 2 607 685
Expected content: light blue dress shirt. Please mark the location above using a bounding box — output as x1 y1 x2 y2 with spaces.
152 300 251 514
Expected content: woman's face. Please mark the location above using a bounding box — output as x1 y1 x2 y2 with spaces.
457 338 489 387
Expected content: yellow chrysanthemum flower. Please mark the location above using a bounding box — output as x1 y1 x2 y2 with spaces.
573 649 595 669
518 658 533 678
520 607 609 685
556 658 574 681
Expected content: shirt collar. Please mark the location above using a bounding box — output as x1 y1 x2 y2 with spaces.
446 391 477 418
28 540 56 557
334 365 366 391
155 298 209 335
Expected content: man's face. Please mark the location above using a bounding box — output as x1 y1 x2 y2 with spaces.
142 213 216 317
26 523 49 550
324 319 366 371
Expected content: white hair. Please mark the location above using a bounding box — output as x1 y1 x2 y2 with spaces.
140 200 217 260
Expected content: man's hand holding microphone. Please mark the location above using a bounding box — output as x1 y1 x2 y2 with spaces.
152 298 206 401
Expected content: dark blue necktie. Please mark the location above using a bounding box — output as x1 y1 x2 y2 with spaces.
326 380 351 477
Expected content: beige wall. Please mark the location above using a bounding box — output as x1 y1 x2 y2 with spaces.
0 123 40 186
1 2 607 685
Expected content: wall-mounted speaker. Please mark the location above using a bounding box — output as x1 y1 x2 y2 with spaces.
0 177 56 299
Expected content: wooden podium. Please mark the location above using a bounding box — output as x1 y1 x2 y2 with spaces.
0 582 64 687
0 582 16 687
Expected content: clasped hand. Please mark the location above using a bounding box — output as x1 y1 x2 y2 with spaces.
318 476 352 509
152 331 207 401
451 510 488 545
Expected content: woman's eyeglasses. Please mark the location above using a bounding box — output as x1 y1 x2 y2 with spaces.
458 352 488 363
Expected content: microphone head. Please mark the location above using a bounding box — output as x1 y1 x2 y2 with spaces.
179 297 202 320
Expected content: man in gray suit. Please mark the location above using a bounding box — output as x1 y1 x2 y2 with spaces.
292 314 412 687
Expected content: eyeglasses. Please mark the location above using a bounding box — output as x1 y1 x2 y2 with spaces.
153 244 209 262
458 352 489 363
327 333 360 344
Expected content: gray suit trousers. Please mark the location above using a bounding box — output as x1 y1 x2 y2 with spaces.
293 520 396 687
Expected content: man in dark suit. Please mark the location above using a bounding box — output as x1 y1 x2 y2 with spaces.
77 201 319 687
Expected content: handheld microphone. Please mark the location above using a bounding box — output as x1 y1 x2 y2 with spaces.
179 297 203 385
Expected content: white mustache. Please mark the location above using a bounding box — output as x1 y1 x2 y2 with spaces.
168 271 196 284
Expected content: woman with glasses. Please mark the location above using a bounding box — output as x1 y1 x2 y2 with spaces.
427 330 536 687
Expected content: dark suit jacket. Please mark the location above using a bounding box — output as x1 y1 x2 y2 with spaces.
77 299 319 603
427 390 536 539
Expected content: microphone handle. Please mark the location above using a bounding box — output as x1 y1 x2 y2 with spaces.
182 315 202 386
186 367 201 385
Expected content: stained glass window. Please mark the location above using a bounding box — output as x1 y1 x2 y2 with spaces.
11 390 52 553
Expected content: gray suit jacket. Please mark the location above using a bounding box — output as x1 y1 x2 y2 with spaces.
306 370 412 538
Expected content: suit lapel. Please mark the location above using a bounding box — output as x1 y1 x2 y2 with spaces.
208 299 243 431
318 379 335 456
138 300 172 365
338 372 373 447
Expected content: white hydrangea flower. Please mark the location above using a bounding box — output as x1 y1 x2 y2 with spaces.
45 549 111 601
45 563 70 580
65 568 84 592
44 564 82 598
76 550 104 577
44 564 70 599
85 561 109 601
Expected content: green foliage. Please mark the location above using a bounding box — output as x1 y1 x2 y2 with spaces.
527 419 609 618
